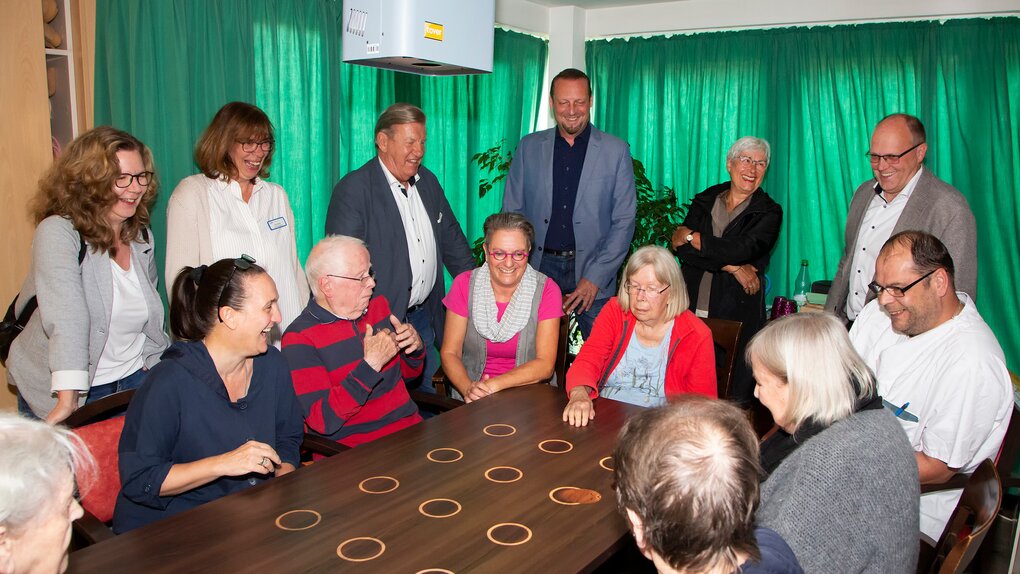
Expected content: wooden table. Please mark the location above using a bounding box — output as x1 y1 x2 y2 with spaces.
68 385 641 573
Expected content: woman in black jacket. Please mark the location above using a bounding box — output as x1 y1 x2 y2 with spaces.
672 136 783 405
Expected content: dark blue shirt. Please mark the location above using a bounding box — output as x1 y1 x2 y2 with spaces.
113 341 304 533
545 123 592 251
738 527 804 574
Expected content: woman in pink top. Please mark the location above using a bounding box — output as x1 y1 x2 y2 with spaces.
441 213 563 402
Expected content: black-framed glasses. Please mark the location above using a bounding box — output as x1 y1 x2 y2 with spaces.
236 139 275 153
867 268 937 298
625 283 670 299
489 249 529 262
736 156 768 169
114 171 154 188
865 142 924 165
217 254 256 321
327 267 375 284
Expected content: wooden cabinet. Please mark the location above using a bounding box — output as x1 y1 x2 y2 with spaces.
45 0 83 150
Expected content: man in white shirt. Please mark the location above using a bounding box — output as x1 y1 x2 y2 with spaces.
849 230 1011 542
325 104 475 393
826 114 977 325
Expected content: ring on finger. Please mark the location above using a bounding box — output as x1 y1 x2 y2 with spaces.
260 456 268 467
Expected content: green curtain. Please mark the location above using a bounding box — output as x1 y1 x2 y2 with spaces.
95 0 548 293
587 18 1020 372
417 31 549 245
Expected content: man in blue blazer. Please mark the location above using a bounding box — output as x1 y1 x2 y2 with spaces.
503 68 636 337
325 103 474 392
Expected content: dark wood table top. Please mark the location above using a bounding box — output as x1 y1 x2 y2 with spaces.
68 385 641 573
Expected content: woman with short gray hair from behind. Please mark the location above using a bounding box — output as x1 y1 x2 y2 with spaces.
750 313 919 573
0 413 94 574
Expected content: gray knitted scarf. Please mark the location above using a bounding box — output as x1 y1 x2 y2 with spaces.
469 263 539 343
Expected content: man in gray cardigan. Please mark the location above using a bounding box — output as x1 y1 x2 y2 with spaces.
825 114 976 324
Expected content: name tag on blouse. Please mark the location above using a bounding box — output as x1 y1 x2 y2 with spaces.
267 217 287 231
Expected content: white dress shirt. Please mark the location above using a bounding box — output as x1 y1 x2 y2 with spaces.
845 167 924 320
378 159 438 308
206 176 305 333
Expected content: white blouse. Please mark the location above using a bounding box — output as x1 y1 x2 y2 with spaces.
93 258 147 386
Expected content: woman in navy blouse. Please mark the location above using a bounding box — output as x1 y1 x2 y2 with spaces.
113 256 304 533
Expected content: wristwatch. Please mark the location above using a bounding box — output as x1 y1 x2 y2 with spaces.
685 233 694 243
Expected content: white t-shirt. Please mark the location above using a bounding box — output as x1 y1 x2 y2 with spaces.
849 293 1012 540
204 176 304 335
378 158 438 307
92 259 147 386
845 167 923 320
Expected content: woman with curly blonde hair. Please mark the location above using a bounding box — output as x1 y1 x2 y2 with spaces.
7 126 170 423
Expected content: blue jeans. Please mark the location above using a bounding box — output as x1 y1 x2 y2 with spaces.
86 367 148 404
538 252 608 339
405 305 438 395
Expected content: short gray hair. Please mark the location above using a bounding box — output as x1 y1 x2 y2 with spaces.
375 103 426 137
746 313 876 433
305 235 367 300
484 212 535 249
0 413 94 534
616 246 690 318
726 136 771 166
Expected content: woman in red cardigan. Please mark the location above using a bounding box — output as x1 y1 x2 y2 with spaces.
563 246 716 426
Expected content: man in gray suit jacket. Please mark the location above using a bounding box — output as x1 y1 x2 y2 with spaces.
503 68 636 337
325 103 474 392
826 113 977 324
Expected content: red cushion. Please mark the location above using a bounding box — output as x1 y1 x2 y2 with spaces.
73 417 125 523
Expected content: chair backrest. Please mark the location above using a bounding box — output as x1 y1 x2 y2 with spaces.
700 317 742 399
995 400 1020 490
926 459 1002 574
553 316 571 386
66 389 136 524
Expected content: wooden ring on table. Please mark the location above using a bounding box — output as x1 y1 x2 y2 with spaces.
549 486 602 505
426 448 464 463
483 423 517 437
418 498 463 519
274 509 322 531
337 536 385 562
598 456 614 471
486 522 533 546
358 476 400 494
538 439 573 454
484 466 523 483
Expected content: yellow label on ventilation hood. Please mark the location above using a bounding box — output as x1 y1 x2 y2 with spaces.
424 22 444 41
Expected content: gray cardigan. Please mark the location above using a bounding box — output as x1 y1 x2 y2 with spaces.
757 408 920 574
7 216 169 417
825 168 977 323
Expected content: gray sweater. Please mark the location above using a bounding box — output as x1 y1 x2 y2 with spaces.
758 408 919 574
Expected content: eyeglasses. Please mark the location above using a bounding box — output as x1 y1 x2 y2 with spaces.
218 254 256 321
327 267 375 284
626 283 670 299
489 249 529 262
114 171 154 188
236 139 275 153
736 156 768 169
867 268 936 298
866 142 923 165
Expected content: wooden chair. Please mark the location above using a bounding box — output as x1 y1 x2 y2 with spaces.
66 389 137 547
920 459 1002 574
700 317 742 399
432 316 571 397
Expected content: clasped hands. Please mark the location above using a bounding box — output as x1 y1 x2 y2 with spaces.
363 314 423 372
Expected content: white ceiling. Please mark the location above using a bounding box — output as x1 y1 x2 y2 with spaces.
527 0 683 7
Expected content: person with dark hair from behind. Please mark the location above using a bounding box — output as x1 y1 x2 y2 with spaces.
614 395 802 574
113 257 304 533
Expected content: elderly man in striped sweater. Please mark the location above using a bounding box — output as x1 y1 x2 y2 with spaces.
282 235 423 447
